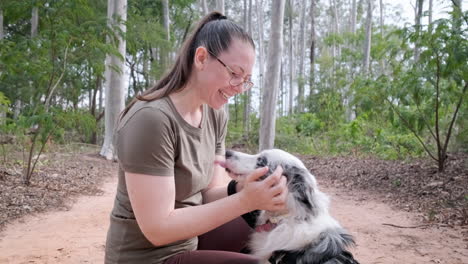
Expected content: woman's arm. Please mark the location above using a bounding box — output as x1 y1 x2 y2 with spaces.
201 155 232 203
125 166 286 247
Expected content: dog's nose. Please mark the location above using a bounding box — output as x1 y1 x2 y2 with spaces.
225 150 233 159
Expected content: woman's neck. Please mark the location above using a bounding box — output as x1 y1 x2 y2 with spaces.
169 85 204 128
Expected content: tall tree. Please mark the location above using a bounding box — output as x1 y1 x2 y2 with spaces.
297 0 307 112
255 0 265 117
414 0 424 62
162 0 170 68
100 0 128 160
350 0 357 33
243 0 253 136
31 6 38 38
362 0 372 75
429 0 433 25
216 0 225 14
259 0 286 150
309 0 316 94
0 8 4 40
200 0 209 14
288 0 294 116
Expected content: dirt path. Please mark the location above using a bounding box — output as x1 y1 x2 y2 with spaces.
0 175 467 264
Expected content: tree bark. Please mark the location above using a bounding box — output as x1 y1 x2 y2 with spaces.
259 0 286 151
414 0 424 62
200 0 209 14
350 0 357 33
256 0 265 118
31 6 38 38
429 0 433 25
297 0 306 113
216 0 225 14
309 0 316 95
288 0 294 116
100 0 127 160
162 0 170 68
0 9 4 40
362 0 372 75
243 0 253 136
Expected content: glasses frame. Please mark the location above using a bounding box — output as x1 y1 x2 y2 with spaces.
207 50 254 92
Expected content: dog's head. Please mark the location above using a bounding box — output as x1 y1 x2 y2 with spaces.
219 149 321 217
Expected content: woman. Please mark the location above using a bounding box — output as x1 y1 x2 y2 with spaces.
105 12 288 264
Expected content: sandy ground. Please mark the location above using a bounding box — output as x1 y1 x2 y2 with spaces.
0 175 467 264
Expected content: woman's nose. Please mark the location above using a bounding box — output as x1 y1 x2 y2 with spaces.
230 83 243 94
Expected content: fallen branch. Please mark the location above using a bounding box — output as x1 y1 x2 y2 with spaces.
382 223 432 229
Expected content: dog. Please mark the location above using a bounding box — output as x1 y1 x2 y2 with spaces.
220 149 359 264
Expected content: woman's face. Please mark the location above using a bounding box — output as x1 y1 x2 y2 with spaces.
197 38 255 110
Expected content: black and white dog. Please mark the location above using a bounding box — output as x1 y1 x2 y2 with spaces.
221 149 359 264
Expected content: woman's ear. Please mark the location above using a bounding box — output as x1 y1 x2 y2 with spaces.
194 46 209 71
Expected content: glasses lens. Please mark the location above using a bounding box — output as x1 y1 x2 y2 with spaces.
243 82 253 91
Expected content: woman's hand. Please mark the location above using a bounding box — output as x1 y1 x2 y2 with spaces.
238 166 288 212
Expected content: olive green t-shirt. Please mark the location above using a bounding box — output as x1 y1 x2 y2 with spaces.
105 96 227 264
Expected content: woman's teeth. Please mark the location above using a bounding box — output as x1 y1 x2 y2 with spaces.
220 90 229 100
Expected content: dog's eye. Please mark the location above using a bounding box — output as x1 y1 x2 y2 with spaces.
256 156 267 168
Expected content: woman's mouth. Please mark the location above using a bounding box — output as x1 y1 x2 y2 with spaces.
219 90 230 100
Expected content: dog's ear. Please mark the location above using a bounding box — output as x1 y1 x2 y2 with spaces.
284 166 315 214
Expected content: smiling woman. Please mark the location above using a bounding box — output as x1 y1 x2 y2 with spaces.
104 11 288 264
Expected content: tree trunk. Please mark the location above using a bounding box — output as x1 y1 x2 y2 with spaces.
100 0 127 160
200 0 209 14
379 0 384 38
362 0 372 75
429 0 433 25
243 0 253 136
350 0 357 33
31 6 38 37
414 0 424 62
256 0 265 118
216 0 225 14
288 0 294 116
0 9 4 40
309 0 316 95
162 0 170 68
0 8 4 124
297 0 306 113
259 0 286 151
379 0 386 75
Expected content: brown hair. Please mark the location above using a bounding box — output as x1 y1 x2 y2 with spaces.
120 11 255 119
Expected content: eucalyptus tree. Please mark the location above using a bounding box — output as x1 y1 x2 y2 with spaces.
255 0 265 116
0 8 3 39
362 0 372 75
297 0 307 113
100 0 127 160
414 0 424 62
287 0 295 116
243 0 253 135
259 0 286 150
309 0 317 94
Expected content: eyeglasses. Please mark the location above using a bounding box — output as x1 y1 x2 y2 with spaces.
207 50 254 92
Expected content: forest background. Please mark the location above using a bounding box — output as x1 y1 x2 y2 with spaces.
0 0 466 183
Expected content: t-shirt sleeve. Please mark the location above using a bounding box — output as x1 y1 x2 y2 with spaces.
215 109 228 156
116 107 175 176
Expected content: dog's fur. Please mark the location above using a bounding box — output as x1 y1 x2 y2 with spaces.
222 149 359 264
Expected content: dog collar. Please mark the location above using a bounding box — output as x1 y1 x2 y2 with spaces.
255 213 290 232
255 221 277 232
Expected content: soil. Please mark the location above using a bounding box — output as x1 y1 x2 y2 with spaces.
0 149 467 264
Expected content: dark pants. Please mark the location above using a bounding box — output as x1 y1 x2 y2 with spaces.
163 217 259 264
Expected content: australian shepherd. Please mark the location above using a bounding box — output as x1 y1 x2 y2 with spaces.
219 149 360 264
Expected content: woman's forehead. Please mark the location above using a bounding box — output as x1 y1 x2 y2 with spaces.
219 39 255 74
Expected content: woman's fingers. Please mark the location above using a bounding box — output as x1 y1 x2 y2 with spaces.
263 166 283 186
245 167 269 183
